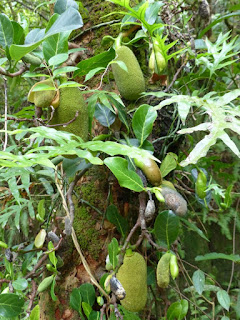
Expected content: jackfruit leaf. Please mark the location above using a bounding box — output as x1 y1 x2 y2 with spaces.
10 7 83 61
0 57 8 65
95 103 116 127
58 81 84 88
152 90 240 166
104 157 144 192
29 305 40 320
82 302 92 318
108 237 119 269
145 1 164 25
154 210 179 248
34 229 46 248
50 278 58 302
79 283 95 307
195 252 240 263
12 21 25 45
85 67 105 82
12 278 28 291
147 266 156 285
107 96 129 132
48 241 57 267
118 306 142 320
106 205 128 236
110 60 128 72
43 31 70 63
132 104 157 147
89 311 101 320
0 294 24 318
54 0 79 14
37 199 45 220
53 66 79 77
217 290 230 311
0 14 13 48
192 270 205 295
181 218 209 242
74 48 115 77
82 141 159 163
160 152 178 178
221 317 230 320
123 29 146 45
48 53 68 66
70 288 82 314
167 300 189 320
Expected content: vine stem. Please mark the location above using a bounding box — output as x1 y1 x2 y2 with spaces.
54 167 110 301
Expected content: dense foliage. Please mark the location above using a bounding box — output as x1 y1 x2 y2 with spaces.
0 0 240 319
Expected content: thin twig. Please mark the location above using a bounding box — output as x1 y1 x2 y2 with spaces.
164 56 188 92
25 255 48 279
26 280 37 315
0 66 26 77
3 76 8 151
227 198 240 293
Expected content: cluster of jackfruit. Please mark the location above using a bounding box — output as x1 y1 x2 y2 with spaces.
156 252 179 288
116 252 147 312
49 87 89 142
112 46 145 101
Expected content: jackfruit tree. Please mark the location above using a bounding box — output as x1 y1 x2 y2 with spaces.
0 0 240 319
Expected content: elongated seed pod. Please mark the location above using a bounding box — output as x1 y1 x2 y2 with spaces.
156 252 171 288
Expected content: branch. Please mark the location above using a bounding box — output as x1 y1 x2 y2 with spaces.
14 0 48 21
0 66 27 78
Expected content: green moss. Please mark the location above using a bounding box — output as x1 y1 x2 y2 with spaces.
112 46 145 101
73 206 102 259
116 252 147 312
49 87 89 141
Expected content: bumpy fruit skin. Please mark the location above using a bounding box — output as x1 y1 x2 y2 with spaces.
49 87 89 141
116 252 147 312
156 252 171 288
112 46 145 101
196 170 207 199
161 186 187 216
134 158 162 186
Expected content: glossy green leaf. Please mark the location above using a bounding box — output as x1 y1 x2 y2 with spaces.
89 311 101 320
43 31 70 62
108 237 119 269
167 300 189 320
192 270 205 295
79 283 95 307
154 210 179 248
48 241 57 267
29 305 40 320
0 294 24 318
195 252 240 263
50 277 58 301
54 0 79 14
53 66 79 77
12 278 28 291
82 302 92 318
95 103 116 127
106 204 128 237
0 14 13 48
104 157 144 192
10 7 83 61
38 199 45 220
85 67 105 82
74 48 115 77
181 218 209 242
132 104 157 146
12 21 25 45
70 288 82 314
160 153 178 178
217 290 231 311
145 1 164 25
48 53 68 66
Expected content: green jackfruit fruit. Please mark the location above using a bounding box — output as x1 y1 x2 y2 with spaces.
22 53 42 66
112 46 145 101
28 79 56 108
49 87 88 141
116 252 147 312
156 252 171 288
161 186 187 216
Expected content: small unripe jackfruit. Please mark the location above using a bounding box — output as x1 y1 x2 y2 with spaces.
116 252 147 312
49 87 89 141
28 79 56 108
22 53 42 66
112 46 145 101
134 157 162 186
161 186 187 216
156 252 171 288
